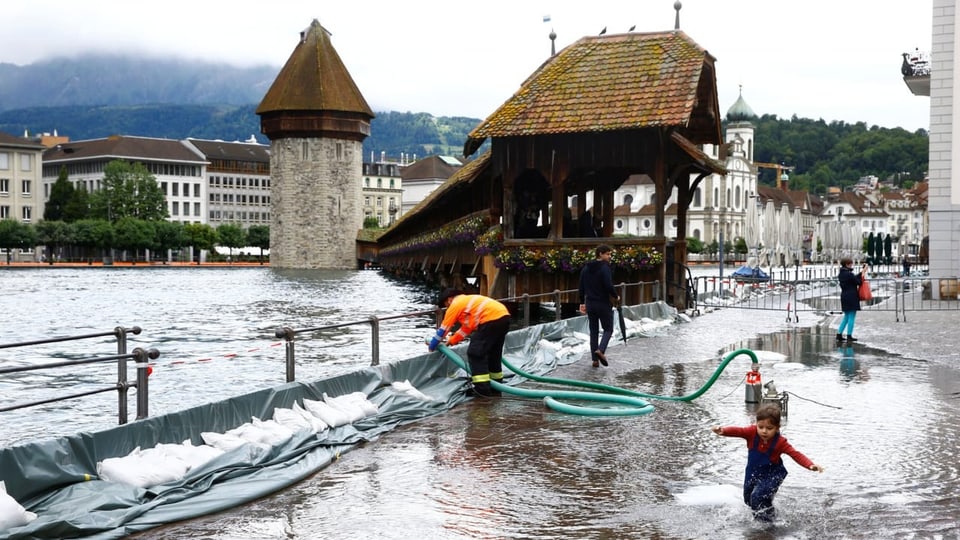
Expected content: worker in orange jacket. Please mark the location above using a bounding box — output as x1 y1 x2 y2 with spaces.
429 289 511 397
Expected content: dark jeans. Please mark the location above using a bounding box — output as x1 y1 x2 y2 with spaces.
585 300 613 357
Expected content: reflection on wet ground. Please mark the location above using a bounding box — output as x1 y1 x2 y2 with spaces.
134 316 960 540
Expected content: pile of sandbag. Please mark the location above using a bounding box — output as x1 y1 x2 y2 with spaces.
96 391 381 489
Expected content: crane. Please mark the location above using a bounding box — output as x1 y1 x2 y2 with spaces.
754 162 795 190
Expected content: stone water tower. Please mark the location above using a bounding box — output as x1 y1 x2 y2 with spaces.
257 20 374 268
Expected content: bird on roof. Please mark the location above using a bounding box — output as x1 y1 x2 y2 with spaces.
599 27 607 35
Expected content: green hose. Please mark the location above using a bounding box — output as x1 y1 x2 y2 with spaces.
436 344 759 416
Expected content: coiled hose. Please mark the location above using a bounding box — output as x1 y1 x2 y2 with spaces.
437 343 759 416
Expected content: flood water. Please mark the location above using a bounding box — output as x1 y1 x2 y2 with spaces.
3 268 959 539
136 321 960 539
0 267 437 447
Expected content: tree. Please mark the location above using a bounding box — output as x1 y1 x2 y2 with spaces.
733 237 748 257
183 223 218 263
154 221 186 262
114 217 156 262
63 184 91 222
44 166 75 221
0 219 37 264
90 160 168 222
363 216 380 229
35 220 73 263
72 219 115 262
686 237 704 254
216 223 245 262
246 225 270 264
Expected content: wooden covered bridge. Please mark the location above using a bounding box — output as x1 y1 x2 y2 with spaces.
371 29 727 312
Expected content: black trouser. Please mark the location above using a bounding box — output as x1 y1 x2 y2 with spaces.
466 315 511 385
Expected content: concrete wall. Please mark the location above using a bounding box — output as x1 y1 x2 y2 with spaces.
269 136 363 269
929 0 960 296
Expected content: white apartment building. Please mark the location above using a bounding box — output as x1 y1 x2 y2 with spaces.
42 135 208 225
362 161 403 226
0 131 45 262
185 138 271 228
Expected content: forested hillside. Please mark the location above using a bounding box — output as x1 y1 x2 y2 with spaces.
754 115 927 193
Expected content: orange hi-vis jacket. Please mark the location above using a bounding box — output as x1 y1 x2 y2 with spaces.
440 295 510 346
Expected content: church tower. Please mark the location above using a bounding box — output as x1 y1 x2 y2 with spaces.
257 20 374 269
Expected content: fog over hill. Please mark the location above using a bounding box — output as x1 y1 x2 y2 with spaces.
0 54 483 158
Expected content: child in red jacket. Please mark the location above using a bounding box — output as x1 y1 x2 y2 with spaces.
712 404 824 522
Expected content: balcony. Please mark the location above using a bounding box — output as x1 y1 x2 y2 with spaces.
902 49 930 96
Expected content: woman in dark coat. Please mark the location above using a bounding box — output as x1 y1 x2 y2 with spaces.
837 257 867 341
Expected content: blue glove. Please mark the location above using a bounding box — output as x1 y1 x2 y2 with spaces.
428 328 446 351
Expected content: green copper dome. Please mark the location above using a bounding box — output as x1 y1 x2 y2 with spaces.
726 88 757 122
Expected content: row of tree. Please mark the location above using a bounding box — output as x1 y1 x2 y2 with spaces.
0 217 269 265
0 160 269 264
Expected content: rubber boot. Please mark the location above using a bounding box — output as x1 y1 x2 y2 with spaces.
469 382 494 397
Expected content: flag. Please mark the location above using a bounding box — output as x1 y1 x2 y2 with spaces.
543 14 551 22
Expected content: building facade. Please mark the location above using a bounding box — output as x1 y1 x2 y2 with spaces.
41 135 208 226
0 131 45 262
362 161 403 226
185 138 271 229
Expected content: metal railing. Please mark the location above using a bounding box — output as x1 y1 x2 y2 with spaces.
0 326 159 423
692 272 960 323
274 280 660 379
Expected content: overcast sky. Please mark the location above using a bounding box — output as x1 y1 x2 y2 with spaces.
3 1 932 131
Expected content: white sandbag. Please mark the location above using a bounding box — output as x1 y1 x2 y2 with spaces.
0 481 36 530
302 397 352 427
250 417 295 446
272 406 315 432
155 440 224 470
323 391 376 419
97 447 190 488
391 380 434 402
225 420 286 447
201 431 251 452
293 401 329 433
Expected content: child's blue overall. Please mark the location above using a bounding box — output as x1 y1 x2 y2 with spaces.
743 433 788 521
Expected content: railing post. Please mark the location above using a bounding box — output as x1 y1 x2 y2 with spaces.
276 326 296 383
134 347 159 420
369 316 380 366
115 326 129 424
522 293 530 328
554 289 562 321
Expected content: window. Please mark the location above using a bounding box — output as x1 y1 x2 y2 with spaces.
376 196 382 208
0 179 8 193
0 206 8 218
643 219 652 229
193 184 200 197
390 179 395 188
194 202 201 216
161 182 168 195
172 183 179 196
0 152 8 170
19 154 31 171
172 201 179 216
183 183 189 196
377 178 382 188
623 194 633 206
21 180 30 195
365 178 370 187
21 206 31 221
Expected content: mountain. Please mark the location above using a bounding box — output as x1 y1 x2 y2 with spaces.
0 54 274 110
0 54 484 158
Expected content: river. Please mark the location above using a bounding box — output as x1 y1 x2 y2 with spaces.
0 267 436 448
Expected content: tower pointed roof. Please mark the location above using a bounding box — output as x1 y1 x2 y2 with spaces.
256 19 373 117
726 86 757 122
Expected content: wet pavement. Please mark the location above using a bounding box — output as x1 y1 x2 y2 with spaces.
131 305 960 540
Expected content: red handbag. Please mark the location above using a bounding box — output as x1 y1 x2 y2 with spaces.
859 278 872 301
